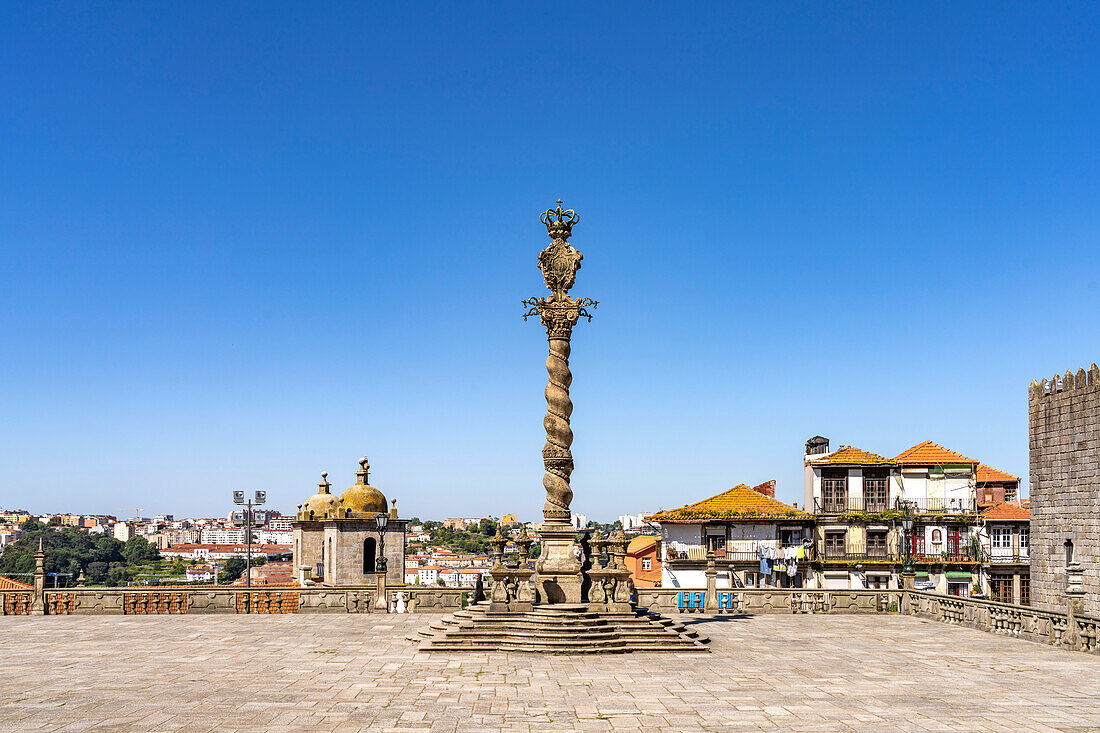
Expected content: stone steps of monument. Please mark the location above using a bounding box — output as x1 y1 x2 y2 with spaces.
415 606 710 653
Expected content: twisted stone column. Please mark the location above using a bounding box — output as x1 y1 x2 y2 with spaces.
539 312 579 522
523 201 596 604
524 201 596 526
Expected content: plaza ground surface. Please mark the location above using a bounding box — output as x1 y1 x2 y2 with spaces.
1 613 1099 732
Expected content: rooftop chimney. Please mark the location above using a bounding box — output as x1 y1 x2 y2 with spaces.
751 480 776 499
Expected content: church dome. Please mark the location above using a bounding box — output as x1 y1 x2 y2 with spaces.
339 457 387 517
298 473 340 520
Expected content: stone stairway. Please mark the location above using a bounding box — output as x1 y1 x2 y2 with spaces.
413 602 709 653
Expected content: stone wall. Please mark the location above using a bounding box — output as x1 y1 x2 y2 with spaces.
1029 365 1100 614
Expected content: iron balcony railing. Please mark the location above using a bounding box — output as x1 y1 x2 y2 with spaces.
665 542 813 563
982 549 1031 564
820 544 898 562
814 496 978 515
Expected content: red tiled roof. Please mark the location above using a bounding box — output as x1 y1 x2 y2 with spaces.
977 464 1019 483
981 502 1030 521
647 484 810 522
809 446 893 465
0 575 32 590
894 441 978 465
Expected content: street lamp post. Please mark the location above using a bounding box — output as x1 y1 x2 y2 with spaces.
233 490 266 590
374 511 389 612
899 504 916 594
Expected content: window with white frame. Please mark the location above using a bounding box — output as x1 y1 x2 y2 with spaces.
642 558 651 571
1019 528 1029 551
992 527 1011 549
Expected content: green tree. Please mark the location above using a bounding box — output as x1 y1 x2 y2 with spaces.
121 537 160 565
221 557 247 583
86 561 109 584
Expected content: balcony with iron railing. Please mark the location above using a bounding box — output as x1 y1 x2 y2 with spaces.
982 547 1031 565
813 496 977 516
665 542 812 564
819 543 898 563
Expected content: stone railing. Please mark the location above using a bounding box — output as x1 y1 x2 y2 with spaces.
903 590 1098 654
635 588 900 615
4 585 1096 655
0 586 471 616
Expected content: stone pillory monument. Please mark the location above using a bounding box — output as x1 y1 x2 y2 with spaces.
416 202 706 651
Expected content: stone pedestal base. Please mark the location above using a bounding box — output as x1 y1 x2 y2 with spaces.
586 568 633 613
535 523 582 604
489 567 535 613
373 572 389 612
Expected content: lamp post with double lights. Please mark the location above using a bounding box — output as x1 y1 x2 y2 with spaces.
374 511 389 611
233 490 266 589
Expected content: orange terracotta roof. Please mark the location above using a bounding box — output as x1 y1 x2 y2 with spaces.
627 536 658 555
981 502 1030 521
0 575 32 590
647 485 811 522
809 446 893 465
894 441 978 465
977 464 1019 483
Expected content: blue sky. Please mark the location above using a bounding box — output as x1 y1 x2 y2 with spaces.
2 4 1098 521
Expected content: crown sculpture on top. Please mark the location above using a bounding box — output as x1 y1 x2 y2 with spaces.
523 200 597 603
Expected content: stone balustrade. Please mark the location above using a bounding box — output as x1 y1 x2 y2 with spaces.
3 585 1097 655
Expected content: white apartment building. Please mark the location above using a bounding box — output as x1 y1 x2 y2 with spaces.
113 522 134 542
201 528 247 544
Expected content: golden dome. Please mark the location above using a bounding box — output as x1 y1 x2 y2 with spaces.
298 472 340 520
339 457 387 517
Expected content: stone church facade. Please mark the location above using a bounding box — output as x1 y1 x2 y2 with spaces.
1029 365 1100 615
293 457 406 586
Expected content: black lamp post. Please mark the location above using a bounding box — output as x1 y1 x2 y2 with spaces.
374 511 389 612
900 511 915 576
375 511 389 573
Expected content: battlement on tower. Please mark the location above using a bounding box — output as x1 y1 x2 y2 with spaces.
1028 364 1100 403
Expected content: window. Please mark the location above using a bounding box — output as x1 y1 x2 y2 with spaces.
990 575 1013 603
863 470 889 511
1020 575 1030 606
948 582 968 597
822 469 848 512
363 538 377 574
991 527 1011 550
641 558 651 571
1019 528 1029 552
825 531 846 559
910 527 926 556
867 530 888 558
1004 485 1017 503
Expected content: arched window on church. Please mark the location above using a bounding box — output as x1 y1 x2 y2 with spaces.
363 537 377 574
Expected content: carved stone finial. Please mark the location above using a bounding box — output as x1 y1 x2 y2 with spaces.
357 457 370 484
318 472 331 494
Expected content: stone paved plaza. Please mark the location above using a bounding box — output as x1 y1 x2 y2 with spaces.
2 613 1099 732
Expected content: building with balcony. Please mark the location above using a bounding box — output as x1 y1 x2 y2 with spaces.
979 501 1030 605
805 438 983 593
648 481 814 589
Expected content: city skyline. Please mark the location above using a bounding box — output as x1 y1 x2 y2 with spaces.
3 5 1099 519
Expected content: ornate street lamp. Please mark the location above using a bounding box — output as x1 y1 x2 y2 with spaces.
375 511 389 573
899 509 915 576
374 511 389 612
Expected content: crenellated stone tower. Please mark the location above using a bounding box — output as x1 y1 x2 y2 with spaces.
1029 365 1100 615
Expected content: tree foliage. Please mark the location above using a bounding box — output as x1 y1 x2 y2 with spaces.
0 522 125 581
